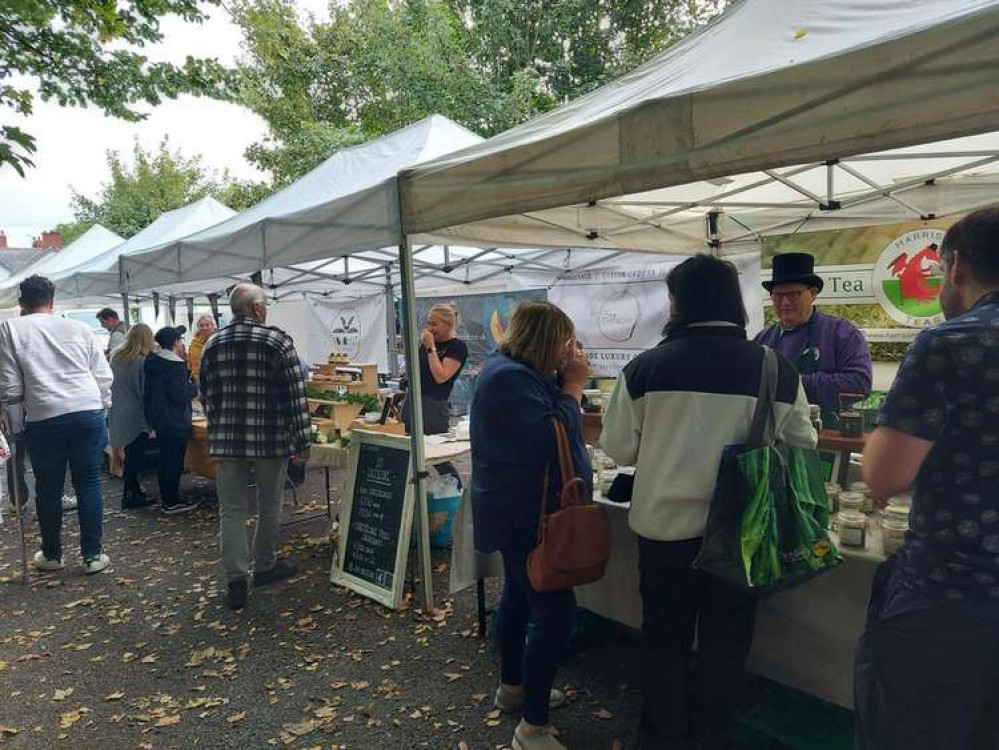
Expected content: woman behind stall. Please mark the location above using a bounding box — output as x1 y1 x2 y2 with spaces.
600 256 816 750
402 303 467 435
471 300 593 750
187 315 215 381
144 327 199 515
108 323 156 509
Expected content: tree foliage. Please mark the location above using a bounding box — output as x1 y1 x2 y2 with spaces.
0 0 233 175
232 0 724 184
65 139 263 239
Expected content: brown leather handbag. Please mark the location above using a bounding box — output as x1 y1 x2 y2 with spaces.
527 418 611 592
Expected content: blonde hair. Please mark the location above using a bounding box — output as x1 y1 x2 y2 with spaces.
111 323 155 364
427 302 459 332
498 300 574 374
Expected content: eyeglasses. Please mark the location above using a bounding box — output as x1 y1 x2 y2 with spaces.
771 290 804 303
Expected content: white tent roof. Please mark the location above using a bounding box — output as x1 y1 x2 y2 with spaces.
118 116 483 293
52 196 235 304
0 225 123 306
398 0 999 249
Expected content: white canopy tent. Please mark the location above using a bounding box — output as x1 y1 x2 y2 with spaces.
118 116 486 294
50 196 235 306
398 0 999 251
0 225 124 307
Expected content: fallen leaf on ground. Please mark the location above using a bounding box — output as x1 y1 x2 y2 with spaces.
227 712 246 724
105 692 126 702
155 715 181 727
59 708 87 729
51 688 74 701
595 708 615 720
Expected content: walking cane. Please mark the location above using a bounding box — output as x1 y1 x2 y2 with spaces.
0 403 29 585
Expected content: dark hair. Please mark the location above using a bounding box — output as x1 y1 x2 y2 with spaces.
664 255 748 336
175 325 187 337
18 275 55 308
155 326 181 350
940 206 999 286
96 308 119 322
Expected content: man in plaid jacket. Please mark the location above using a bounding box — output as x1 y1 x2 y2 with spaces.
200 283 311 609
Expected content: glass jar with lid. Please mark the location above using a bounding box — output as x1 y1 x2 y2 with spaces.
838 510 868 548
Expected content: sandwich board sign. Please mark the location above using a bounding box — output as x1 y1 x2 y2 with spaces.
331 431 416 609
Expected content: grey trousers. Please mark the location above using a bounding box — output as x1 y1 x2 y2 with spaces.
215 457 288 583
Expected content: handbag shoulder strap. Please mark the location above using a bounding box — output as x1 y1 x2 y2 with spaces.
553 417 584 508
748 346 779 448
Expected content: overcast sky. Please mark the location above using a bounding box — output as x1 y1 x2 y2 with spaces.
0 1 329 247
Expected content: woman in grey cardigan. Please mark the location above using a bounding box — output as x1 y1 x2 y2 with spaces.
109 324 155 509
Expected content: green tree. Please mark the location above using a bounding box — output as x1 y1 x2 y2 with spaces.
232 0 724 183
0 0 233 176
67 139 263 238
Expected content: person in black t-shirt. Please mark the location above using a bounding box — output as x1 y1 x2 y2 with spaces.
402 303 468 435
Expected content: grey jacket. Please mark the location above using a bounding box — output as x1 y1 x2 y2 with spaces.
108 355 148 448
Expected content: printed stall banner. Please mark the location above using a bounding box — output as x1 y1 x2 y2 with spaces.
548 255 764 377
763 218 954 340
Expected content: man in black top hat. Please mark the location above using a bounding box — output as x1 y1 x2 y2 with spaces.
754 252 872 423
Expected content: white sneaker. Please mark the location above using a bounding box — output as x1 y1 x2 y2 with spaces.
513 720 567 750
33 551 64 571
62 494 78 510
83 553 110 575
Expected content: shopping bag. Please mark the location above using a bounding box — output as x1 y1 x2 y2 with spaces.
694 347 842 594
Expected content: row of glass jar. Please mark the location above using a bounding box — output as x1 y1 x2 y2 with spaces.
826 481 910 554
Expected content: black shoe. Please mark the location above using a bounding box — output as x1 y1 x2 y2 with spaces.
227 580 248 610
162 500 198 515
253 559 299 587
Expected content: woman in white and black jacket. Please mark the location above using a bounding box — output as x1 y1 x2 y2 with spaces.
600 255 815 750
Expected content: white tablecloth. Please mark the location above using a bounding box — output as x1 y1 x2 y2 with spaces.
452 492 882 709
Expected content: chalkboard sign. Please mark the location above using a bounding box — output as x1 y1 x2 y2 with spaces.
331 432 415 608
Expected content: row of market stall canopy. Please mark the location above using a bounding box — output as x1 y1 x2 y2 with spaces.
2 0 999 607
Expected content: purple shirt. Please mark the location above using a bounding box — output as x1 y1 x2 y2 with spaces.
754 310 872 415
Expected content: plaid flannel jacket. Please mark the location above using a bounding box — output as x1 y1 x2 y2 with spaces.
199 316 311 459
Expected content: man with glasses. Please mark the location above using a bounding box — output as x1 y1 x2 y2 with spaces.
755 252 872 424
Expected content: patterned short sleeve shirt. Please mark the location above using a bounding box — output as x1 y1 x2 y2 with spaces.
878 291 999 601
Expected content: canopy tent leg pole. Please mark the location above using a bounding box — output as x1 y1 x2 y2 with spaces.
385 265 399 378
399 238 434 612
121 293 131 329
704 209 724 257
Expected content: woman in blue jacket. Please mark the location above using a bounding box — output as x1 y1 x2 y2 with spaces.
471 300 592 750
145 327 198 515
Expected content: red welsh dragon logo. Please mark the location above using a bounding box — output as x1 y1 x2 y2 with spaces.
887 243 940 303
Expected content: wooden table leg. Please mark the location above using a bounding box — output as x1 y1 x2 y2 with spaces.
324 467 332 518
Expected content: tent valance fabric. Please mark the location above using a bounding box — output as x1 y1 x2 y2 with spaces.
398 0 999 247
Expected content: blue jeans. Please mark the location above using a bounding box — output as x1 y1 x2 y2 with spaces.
26 409 107 560
497 529 576 727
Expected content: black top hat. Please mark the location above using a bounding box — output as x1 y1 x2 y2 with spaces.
763 252 824 293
